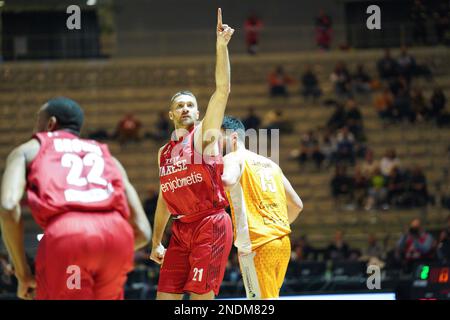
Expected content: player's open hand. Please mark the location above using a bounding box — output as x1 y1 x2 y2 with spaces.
17 274 36 300
216 8 235 46
150 243 166 265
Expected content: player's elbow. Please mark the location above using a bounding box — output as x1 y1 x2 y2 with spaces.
216 85 231 96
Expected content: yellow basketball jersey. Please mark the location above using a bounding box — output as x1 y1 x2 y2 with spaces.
227 149 291 253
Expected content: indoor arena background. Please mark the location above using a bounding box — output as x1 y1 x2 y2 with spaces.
0 0 449 300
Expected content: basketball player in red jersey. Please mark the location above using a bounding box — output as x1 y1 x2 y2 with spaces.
149 8 235 300
0 97 151 300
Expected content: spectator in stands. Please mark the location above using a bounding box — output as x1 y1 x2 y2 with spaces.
380 149 401 177
331 165 354 206
0 253 16 295
114 112 142 146
411 0 429 45
365 167 388 211
320 131 338 167
143 186 159 224
291 235 316 262
315 9 333 50
353 166 369 209
436 216 450 264
301 65 322 101
393 87 414 123
387 167 407 207
268 66 294 97
244 13 263 55
262 109 293 133
361 149 379 178
433 3 450 45
396 218 434 272
87 128 110 141
327 103 347 132
397 47 416 84
364 233 385 261
409 165 429 207
377 49 398 81
326 230 351 261
430 87 450 126
374 88 395 123
352 64 372 94
345 98 365 142
330 62 352 98
298 130 325 170
335 126 355 165
242 107 261 131
411 88 430 122
155 111 170 140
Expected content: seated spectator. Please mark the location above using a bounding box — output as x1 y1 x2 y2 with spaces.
377 49 398 81
411 88 430 122
393 87 415 123
353 167 369 209
301 65 322 100
387 167 407 207
430 88 450 126
397 47 416 84
262 109 293 133
360 149 379 178
326 230 351 261
409 165 429 207
352 64 372 94
146 111 170 141
114 112 142 146
298 130 325 170
268 66 294 97
331 165 354 205
87 128 110 141
335 127 355 165
396 218 434 272
345 98 365 142
291 235 316 262
364 234 385 261
436 216 450 264
320 131 337 167
242 107 261 131
327 103 347 132
380 149 401 177
330 62 352 98
365 168 388 211
374 88 395 122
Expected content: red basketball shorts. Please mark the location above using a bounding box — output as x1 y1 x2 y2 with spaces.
157 210 233 296
35 211 134 300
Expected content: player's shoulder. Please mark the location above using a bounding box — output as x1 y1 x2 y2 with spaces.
244 149 280 168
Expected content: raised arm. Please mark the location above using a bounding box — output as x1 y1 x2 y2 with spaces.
112 157 151 250
282 174 303 224
197 8 235 151
0 139 40 300
149 147 171 265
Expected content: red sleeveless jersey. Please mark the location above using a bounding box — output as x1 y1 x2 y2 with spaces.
159 126 228 219
26 130 130 229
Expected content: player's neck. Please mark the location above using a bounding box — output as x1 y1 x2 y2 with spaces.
173 124 194 141
233 142 245 153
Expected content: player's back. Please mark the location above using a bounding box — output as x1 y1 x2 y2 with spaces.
26 130 130 229
227 149 291 253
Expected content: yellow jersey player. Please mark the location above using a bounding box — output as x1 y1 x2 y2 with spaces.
220 116 303 299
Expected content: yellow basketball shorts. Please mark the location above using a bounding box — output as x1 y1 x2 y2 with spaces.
238 235 291 299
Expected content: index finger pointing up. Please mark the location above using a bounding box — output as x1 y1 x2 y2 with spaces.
217 8 223 29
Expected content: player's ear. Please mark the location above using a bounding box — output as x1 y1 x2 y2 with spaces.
47 116 58 132
195 110 199 120
168 111 174 121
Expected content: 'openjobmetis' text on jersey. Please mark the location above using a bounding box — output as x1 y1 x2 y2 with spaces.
159 125 228 217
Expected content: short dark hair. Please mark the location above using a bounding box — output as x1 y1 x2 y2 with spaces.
170 90 197 105
44 97 84 135
221 115 246 142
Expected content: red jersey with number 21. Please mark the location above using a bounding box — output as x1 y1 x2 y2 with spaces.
26 130 130 229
